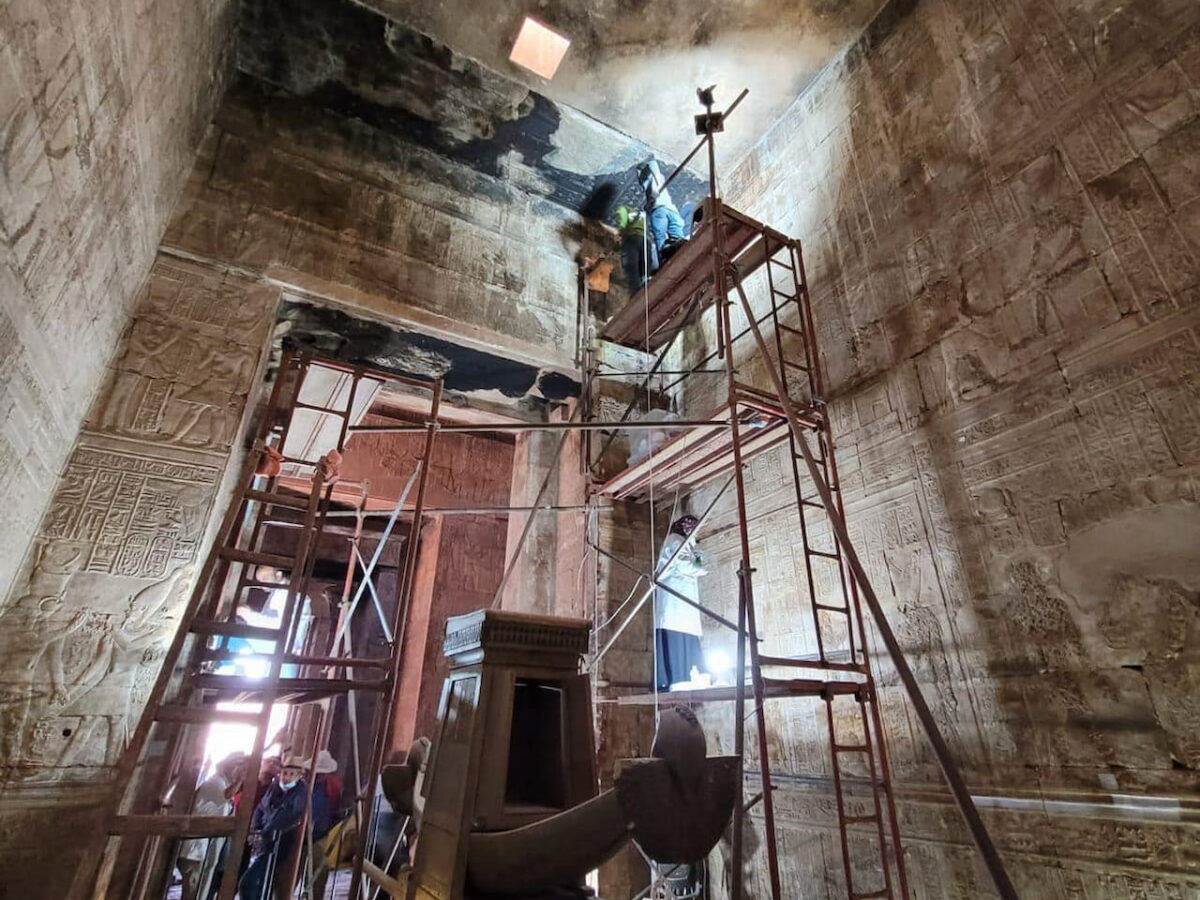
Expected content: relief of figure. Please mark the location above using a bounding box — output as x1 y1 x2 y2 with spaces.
1004 558 1086 670
0 541 89 767
0 608 90 769
6 539 87 615
159 383 241 450
0 563 192 775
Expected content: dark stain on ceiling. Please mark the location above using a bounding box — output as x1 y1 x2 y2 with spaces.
237 0 706 219
359 0 890 169
279 301 582 403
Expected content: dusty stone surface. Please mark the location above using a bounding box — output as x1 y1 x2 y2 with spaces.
362 0 887 169
0 257 279 898
0 0 238 603
666 0 1200 895
164 75 596 376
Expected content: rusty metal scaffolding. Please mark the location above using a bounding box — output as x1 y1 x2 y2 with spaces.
581 89 1019 900
71 90 1018 900
73 350 442 900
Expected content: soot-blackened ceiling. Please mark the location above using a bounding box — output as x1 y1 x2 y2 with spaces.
279 301 581 406
238 0 705 219
361 0 888 169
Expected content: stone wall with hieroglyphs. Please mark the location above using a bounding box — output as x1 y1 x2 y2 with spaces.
0 0 238 604
0 256 278 899
162 75 591 377
679 0 1200 895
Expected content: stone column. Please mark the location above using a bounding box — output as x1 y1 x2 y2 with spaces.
500 403 586 617
0 254 279 899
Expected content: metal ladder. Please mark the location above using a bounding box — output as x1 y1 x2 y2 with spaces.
762 232 906 899
72 350 442 900
719 213 1015 897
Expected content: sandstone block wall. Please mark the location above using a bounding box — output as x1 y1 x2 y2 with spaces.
0 256 280 898
0 0 238 602
684 0 1200 895
164 77 588 376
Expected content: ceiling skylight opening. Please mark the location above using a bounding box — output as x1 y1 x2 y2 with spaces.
509 16 570 80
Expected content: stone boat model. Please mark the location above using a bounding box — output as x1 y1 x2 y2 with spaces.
379 609 738 899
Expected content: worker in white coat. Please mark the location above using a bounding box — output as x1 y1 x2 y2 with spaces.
654 515 708 690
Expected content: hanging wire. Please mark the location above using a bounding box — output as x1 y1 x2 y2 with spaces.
637 200 664 727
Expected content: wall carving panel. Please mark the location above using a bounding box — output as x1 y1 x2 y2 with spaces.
664 0 1200 895
0 0 237 604
0 255 277 897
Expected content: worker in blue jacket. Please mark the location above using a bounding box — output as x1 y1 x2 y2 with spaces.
238 757 308 899
638 159 687 255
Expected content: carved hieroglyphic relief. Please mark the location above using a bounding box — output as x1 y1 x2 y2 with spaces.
41 446 217 578
0 443 217 780
662 0 1200 892
0 256 277 794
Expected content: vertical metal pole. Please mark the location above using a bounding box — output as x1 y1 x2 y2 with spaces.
728 277 1016 899
793 240 910 898
701 94 783 900
824 695 856 897
347 381 442 899
856 691 896 899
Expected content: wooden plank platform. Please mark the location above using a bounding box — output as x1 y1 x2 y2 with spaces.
108 814 238 838
601 201 789 351
616 677 864 706
191 673 387 705
596 397 819 502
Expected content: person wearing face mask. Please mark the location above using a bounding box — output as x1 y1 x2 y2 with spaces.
238 757 308 900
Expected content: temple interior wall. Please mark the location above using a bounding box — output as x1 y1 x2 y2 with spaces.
0 65 589 897
678 0 1200 894
0 0 238 602
1 0 1198 896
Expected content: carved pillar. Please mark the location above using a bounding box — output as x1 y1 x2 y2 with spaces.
0 254 279 900
500 403 585 617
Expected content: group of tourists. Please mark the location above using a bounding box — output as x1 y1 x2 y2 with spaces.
177 747 344 900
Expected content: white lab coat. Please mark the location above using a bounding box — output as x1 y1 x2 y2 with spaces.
654 533 707 636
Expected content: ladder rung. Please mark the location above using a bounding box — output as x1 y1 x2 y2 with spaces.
155 705 264 726
108 814 237 838
193 674 387 696
782 359 810 371
219 547 294 569
778 323 804 336
280 455 318 468
813 602 849 614
758 654 867 675
238 577 290 590
799 498 825 509
758 655 809 668
294 401 350 416
244 489 311 510
761 678 861 698
807 549 840 560
834 743 870 753
198 648 390 670
842 813 880 825
190 620 281 642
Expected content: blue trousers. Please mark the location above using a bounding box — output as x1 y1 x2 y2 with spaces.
238 831 295 900
621 234 658 293
649 206 686 250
